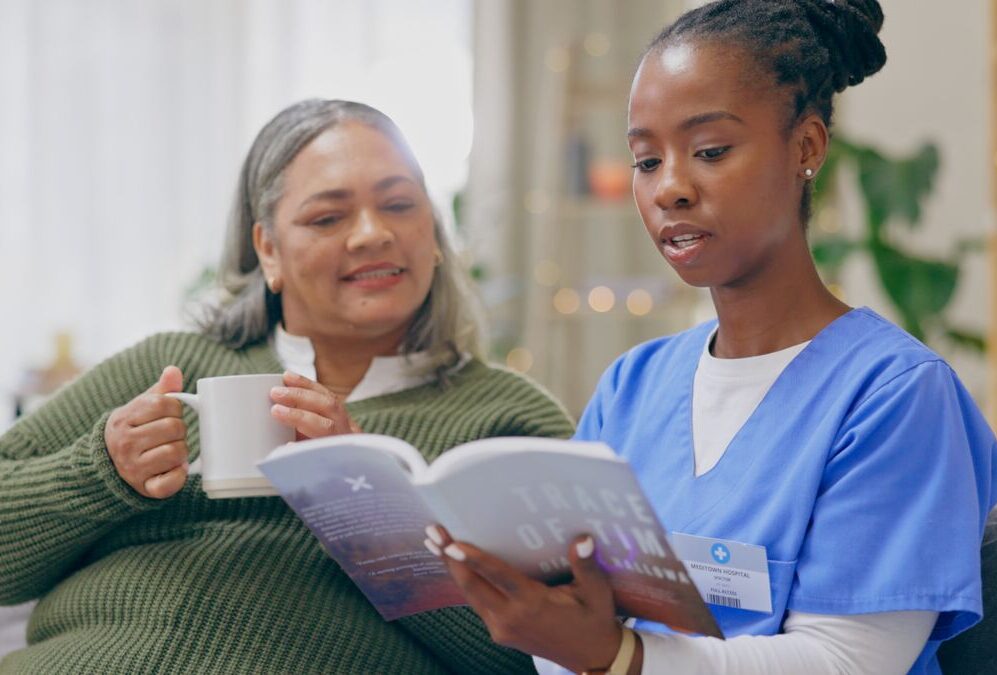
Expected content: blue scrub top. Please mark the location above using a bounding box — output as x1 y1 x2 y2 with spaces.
574 308 997 674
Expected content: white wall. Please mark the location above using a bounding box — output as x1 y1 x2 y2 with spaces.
836 0 991 400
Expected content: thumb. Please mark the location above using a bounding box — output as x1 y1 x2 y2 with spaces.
569 535 609 592
148 365 184 395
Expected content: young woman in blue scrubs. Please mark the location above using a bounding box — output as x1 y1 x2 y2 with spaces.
425 0 997 672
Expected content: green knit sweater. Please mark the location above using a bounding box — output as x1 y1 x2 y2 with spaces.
0 332 574 674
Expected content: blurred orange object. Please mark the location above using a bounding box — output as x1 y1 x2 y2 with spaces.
587 158 632 201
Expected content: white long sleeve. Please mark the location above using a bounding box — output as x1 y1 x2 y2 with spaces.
532 610 937 675
636 610 937 675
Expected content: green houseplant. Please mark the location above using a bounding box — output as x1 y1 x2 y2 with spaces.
810 136 985 352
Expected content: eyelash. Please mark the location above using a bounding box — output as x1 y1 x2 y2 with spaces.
310 215 343 227
308 202 414 227
630 146 732 173
631 158 660 173
696 146 731 161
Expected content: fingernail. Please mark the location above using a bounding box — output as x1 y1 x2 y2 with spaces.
425 525 444 546
576 536 595 559
443 544 466 562
271 387 289 397
272 404 289 415
424 538 442 556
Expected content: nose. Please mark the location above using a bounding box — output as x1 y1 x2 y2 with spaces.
346 208 394 252
652 157 697 210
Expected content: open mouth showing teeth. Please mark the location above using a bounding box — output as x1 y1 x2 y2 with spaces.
669 234 706 249
346 268 403 281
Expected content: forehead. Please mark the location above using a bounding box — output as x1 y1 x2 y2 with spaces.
628 41 776 132
285 122 418 189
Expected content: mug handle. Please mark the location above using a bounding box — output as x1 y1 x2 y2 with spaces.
166 392 200 412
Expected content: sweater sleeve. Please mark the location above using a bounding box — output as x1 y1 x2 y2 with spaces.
495 369 576 441
0 334 178 604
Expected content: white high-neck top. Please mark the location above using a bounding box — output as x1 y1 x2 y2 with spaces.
271 325 459 403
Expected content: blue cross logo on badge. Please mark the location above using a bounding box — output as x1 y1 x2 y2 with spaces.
711 543 731 565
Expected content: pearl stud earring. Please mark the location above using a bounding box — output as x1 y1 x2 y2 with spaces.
804 168 815 178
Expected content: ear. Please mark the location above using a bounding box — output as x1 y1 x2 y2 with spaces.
794 113 829 178
252 222 281 285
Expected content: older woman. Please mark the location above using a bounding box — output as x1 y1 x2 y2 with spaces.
0 99 572 673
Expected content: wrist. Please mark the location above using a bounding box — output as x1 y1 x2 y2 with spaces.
581 626 638 675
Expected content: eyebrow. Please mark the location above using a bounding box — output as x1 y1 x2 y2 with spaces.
299 175 416 207
627 110 745 139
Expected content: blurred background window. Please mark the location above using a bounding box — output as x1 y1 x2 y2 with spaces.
0 0 473 428
0 0 992 426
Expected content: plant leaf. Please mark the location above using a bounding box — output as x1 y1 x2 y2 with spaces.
869 241 958 340
855 143 939 234
942 325 987 353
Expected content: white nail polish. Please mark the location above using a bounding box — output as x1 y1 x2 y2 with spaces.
425 525 444 546
576 536 595 559
424 538 442 556
443 544 466 562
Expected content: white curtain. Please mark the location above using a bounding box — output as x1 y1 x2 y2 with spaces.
0 0 471 656
0 0 473 429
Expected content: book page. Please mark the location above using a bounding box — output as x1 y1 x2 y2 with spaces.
422 450 722 637
420 436 616 484
258 441 463 620
264 433 429 475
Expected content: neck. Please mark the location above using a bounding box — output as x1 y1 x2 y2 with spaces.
293 326 407 396
709 236 850 358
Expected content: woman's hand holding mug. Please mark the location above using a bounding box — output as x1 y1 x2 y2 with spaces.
105 366 189 500
269 371 361 439
106 368 359 501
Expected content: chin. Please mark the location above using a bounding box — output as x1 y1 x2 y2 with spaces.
346 309 419 336
664 263 714 289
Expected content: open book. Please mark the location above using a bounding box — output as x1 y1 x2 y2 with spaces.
257 434 722 638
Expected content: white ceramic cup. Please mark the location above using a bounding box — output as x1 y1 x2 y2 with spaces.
167 374 294 499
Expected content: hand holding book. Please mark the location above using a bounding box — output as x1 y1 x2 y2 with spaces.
427 523 640 675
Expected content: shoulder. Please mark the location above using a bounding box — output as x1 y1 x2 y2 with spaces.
827 308 955 406
94 331 264 388
454 359 566 406
449 359 574 436
109 331 237 371
843 307 943 368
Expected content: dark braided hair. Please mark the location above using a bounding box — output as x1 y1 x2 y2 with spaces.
645 0 887 222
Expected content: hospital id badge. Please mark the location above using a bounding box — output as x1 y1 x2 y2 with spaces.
669 532 773 614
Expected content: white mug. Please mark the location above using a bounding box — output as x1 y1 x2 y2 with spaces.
167 373 294 499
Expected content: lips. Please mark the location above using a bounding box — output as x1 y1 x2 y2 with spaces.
341 263 404 281
658 223 711 264
669 233 707 249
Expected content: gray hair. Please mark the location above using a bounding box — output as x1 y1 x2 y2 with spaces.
197 99 485 377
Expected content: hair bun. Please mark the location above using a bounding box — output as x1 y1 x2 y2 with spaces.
800 0 887 92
